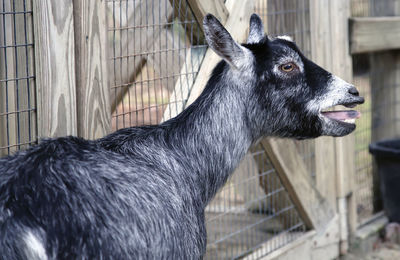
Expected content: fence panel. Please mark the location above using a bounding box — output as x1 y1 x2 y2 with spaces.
351 0 400 225
107 0 207 130
0 0 36 157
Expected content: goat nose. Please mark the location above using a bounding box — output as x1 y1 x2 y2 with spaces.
348 86 359 96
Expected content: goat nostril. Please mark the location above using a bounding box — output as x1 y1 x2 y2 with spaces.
348 86 359 96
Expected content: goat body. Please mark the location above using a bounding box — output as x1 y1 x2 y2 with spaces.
0 14 363 259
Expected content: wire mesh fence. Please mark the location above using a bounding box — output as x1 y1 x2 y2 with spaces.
107 1 311 259
107 0 207 130
0 0 36 157
205 1 312 258
352 55 376 224
351 0 400 225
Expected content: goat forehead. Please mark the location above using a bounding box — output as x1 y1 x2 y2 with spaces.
271 45 301 63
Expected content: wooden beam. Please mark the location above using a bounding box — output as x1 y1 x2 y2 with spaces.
250 143 301 229
350 17 400 54
243 231 316 260
185 0 254 107
109 0 173 112
369 0 400 222
328 0 355 253
146 28 187 94
33 0 77 138
187 0 229 29
310 0 337 210
73 0 111 139
168 0 204 45
260 138 335 232
161 46 206 122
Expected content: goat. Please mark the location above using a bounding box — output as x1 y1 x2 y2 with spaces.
0 14 364 259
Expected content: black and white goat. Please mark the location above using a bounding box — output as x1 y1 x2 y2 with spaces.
0 14 364 259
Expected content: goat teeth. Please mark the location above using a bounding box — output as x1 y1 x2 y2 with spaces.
342 118 355 124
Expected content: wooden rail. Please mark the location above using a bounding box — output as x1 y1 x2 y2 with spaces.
350 17 400 54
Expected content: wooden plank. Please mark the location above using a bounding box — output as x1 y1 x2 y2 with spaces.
168 0 203 45
108 0 173 112
243 231 316 260
326 0 355 253
73 0 111 139
146 27 186 94
185 0 254 107
245 216 340 260
250 143 301 229
161 46 206 122
370 51 400 142
187 0 229 29
350 17 400 54
369 2 400 228
309 0 337 210
32 0 77 138
260 138 335 231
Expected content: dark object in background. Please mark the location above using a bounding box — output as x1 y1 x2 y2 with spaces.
370 139 400 222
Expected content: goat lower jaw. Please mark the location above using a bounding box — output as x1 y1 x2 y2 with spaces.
320 109 361 126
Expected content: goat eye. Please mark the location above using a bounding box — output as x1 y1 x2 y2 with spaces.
279 62 296 72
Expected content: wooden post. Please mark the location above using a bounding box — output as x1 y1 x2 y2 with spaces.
331 0 355 254
311 0 355 255
73 0 110 139
310 0 337 210
370 0 400 142
369 0 400 218
33 0 77 138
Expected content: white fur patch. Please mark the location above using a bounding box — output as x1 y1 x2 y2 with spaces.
306 75 353 113
24 231 48 260
276 35 294 42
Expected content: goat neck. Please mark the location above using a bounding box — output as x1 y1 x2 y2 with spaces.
166 62 254 206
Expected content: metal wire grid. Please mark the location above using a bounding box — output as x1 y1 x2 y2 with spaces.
204 1 311 259
350 0 400 224
108 0 311 258
352 59 376 224
205 143 306 259
353 56 400 224
107 0 207 130
0 0 36 157
256 0 315 178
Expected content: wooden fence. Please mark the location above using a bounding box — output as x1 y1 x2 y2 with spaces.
1 0 400 259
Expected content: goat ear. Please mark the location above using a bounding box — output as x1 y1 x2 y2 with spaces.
203 14 246 69
247 13 264 44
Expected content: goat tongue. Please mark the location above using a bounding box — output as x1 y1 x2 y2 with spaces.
321 110 361 120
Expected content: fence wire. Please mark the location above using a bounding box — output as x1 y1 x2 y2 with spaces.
108 0 311 259
351 0 400 225
206 1 311 259
0 0 36 157
107 0 207 130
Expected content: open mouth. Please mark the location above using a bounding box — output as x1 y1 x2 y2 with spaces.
320 101 363 125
